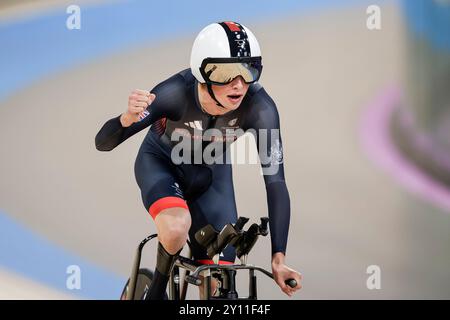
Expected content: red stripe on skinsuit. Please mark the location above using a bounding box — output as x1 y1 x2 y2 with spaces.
149 196 188 220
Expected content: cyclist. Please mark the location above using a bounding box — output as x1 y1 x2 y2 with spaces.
95 21 302 299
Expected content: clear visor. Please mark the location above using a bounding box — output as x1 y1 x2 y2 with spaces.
201 58 262 85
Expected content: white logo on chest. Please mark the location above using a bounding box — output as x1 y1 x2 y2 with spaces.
184 121 203 130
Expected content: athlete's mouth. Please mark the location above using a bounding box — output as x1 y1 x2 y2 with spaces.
227 94 243 102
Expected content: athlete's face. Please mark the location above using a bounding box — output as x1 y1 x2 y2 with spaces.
213 76 249 111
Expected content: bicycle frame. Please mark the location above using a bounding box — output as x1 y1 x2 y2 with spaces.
126 233 274 300
127 234 158 300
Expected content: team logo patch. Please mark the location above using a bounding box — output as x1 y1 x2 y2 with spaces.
172 182 184 198
138 109 150 121
228 118 238 126
270 139 284 165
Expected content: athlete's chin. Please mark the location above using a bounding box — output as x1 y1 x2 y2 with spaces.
224 99 244 110
224 103 241 111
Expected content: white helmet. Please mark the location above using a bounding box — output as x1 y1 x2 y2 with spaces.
190 21 263 84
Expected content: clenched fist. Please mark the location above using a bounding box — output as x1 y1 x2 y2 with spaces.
120 89 156 127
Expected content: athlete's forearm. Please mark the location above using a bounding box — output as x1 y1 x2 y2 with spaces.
95 107 160 151
266 180 291 255
95 115 125 151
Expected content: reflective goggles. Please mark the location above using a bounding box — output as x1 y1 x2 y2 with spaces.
200 57 263 85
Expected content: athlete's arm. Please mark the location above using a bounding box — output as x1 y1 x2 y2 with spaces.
243 87 302 296
244 87 290 256
95 73 186 151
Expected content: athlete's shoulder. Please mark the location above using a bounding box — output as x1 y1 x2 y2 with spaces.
149 69 194 104
151 69 192 91
241 83 280 129
245 82 277 111
178 68 196 85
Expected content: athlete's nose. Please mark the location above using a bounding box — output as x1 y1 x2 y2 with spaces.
231 76 245 90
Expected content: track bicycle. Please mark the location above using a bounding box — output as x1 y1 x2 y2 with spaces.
120 216 296 300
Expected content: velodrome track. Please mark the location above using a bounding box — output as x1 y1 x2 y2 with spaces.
1 1 449 299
